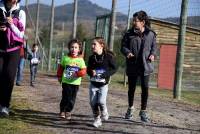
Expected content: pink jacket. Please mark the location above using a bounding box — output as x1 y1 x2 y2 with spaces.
6 17 24 48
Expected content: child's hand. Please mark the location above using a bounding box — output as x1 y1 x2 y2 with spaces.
58 77 62 83
72 72 78 78
92 70 96 76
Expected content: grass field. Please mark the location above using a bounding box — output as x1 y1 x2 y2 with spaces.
0 87 51 134
111 72 200 106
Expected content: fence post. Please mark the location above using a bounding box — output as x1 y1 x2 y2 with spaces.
48 0 55 71
72 0 78 38
123 0 132 87
173 0 189 99
108 0 117 51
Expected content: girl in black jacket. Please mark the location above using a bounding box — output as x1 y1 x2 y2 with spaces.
87 37 117 128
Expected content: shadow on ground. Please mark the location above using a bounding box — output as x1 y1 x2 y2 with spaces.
6 108 199 134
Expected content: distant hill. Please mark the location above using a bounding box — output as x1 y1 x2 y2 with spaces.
23 0 127 23
163 16 200 29
22 0 199 29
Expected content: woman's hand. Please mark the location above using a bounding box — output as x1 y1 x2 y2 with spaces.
127 53 134 59
7 17 13 25
149 55 155 62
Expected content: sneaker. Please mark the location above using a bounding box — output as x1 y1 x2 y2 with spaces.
125 107 134 120
60 112 65 119
1 107 9 117
139 110 150 122
65 112 71 120
16 82 21 86
30 83 35 87
93 117 102 128
101 112 109 121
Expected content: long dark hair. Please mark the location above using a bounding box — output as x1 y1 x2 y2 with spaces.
1 0 21 3
67 38 83 55
93 37 114 57
133 10 151 28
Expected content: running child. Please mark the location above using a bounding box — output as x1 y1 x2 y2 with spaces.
87 37 117 128
57 39 86 120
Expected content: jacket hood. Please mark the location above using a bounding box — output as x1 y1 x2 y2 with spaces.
0 2 20 13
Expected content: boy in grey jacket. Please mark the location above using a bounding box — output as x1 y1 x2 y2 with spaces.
29 43 40 87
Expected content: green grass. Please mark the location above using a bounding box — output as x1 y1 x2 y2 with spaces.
111 72 200 106
0 87 51 134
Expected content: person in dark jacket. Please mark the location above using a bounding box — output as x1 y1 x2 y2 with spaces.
0 0 26 116
87 37 117 128
121 10 157 122
29 43 40 87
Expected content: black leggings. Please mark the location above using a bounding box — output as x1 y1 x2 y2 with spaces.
60 83 79 113
128 75 150 110
0 49 20 108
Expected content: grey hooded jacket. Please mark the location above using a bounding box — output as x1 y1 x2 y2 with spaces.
121 27 157 76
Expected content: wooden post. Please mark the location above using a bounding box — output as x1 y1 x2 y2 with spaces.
72 0 78 38
124 0 132 87
48 0 55 71
35 0 40 44
173 0 189 99
108 0 117 51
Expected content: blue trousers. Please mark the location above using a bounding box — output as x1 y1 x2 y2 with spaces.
30 64 38 84
89 83 108 117
16 57 25 84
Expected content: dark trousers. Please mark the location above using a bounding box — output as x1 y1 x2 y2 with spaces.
0 50 20 108
30 64 38 84
60 83 79 113
128 74 150 110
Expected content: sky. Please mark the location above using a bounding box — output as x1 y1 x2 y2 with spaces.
21 0 200 18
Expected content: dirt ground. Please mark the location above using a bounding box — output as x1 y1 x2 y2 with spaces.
12 72 200 134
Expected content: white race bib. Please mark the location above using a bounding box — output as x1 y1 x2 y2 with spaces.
31 58 39 64
64 66 79 79
90 68 106 83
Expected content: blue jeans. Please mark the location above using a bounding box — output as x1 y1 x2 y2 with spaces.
30 64 38 84
16 57 25 84
89 83 108 117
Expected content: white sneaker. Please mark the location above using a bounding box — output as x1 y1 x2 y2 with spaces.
1 107 9 116
101 112 109 121
93 117 102 128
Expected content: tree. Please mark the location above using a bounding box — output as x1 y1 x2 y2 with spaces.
76 23 87 41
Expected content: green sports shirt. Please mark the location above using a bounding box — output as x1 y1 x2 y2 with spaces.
61 55 86 85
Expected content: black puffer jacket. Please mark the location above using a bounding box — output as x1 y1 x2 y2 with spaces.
87 52 117 87
121 27 157 76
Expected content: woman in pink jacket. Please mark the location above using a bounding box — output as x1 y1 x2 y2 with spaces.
0 0 26 117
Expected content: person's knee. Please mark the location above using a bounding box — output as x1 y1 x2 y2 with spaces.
99 98 106 106
90 99 97 107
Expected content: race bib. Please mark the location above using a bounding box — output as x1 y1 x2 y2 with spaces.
31 58 39 64
64 66 79 79
90 68 106 83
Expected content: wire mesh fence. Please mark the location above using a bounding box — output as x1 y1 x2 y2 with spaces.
24 0 200 90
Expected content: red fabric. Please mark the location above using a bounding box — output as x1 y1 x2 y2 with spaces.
76 68 86 77
57 65 64 78
20 47 24 57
